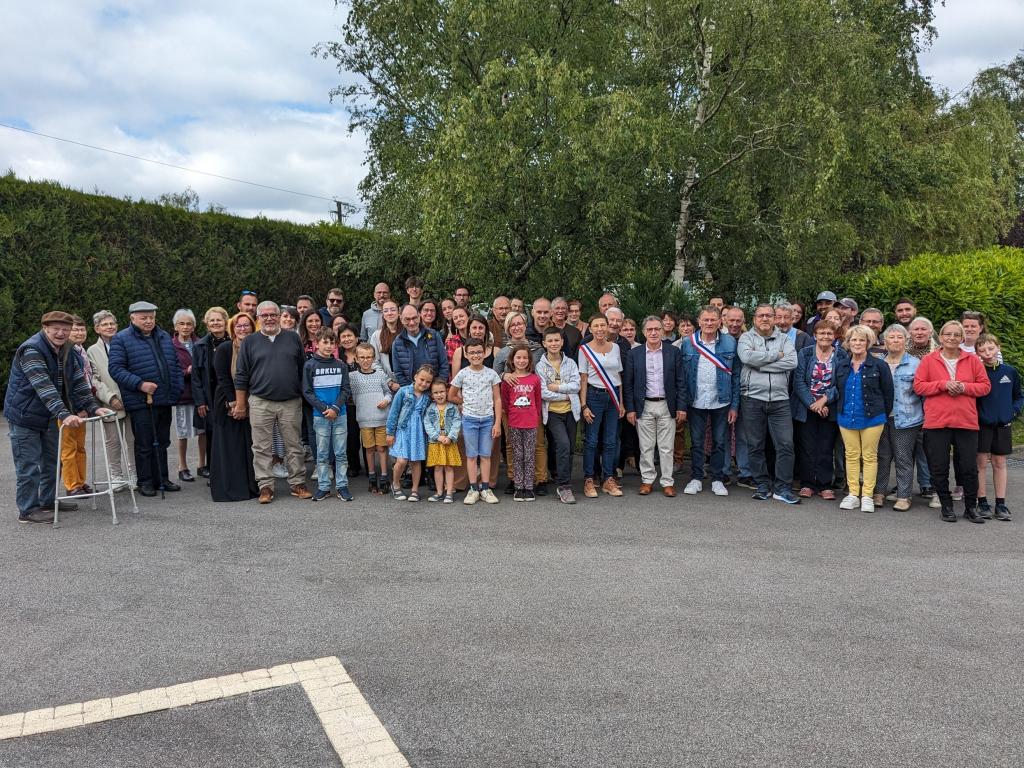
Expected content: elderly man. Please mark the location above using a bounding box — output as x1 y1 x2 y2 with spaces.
624 317 687 496
233 301 310 503
723 306 746 339
391 303 449 386
738 304 799 504
860 308 886 356
680 306 740 496
604 307 632 356
318 288 347 327
489 296 511 347
107 301 184 497
5 312 113 523
360 283 391 341
598 293 619 314
87 310 129 489
550 297 582 360
775 302 813 352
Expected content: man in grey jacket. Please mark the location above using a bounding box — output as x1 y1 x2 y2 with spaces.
737 304 799 504
359 283 390 341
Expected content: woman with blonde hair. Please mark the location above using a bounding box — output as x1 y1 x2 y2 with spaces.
208 312 259 501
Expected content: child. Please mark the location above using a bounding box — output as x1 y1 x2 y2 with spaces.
301 328 353 501
424 378 461 503
501 344 543 501
448 339 502 505
350 342 393 494
536 327 581 504
975 334 1023 521
386 364 434 502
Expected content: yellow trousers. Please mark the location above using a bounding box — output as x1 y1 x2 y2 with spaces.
60 420 88 491
839 424 885 498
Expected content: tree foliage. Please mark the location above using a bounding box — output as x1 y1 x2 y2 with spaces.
317 0 1020 302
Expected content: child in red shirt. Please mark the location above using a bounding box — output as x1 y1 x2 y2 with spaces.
501 344 542 501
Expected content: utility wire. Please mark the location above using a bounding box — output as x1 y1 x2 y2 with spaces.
0 121 358 207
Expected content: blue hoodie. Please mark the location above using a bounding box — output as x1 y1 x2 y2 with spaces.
302 354 351 415
977 362 1023 426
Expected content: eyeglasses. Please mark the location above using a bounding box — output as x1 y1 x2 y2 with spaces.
258 312 280 319
939 332 962 338
754 313 773 319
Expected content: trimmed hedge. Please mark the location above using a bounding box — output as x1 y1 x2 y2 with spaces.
846 246 1024 368
0 175 423 387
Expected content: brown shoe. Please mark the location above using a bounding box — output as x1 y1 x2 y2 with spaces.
663 485 676 498
583 478 598 498
290 484 313 499
638 483 653 496
601 478 623 497
893 498 911 511
258 487 274 504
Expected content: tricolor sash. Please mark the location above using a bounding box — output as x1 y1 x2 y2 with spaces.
580 343 621 411
692 333 731 373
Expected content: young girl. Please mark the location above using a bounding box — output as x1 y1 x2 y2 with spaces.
424 378 462 503
501 345 543 501
386 364 434 502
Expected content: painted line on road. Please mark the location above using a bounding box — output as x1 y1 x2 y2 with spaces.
0 657 408 767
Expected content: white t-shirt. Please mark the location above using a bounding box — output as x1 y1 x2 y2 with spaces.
451 365 501 418
577 343 622 389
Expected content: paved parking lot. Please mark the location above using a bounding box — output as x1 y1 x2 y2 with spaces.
1 418 1022 767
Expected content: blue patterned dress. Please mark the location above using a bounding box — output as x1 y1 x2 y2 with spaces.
391 390 430 461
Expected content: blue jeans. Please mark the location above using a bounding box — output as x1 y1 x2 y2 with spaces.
313 413 348 492
462 414 495 458
688 405 730 481
734 409 751 477
583 387 619 480
10 421 59 516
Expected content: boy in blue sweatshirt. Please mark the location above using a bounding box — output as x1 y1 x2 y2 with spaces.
302 328 353 501
975 334 1023 521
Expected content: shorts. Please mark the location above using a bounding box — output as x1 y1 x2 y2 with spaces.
977 423 1012 456
462 414 495 458
359 426 387 449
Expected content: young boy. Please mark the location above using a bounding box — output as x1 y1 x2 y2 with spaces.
975 334 1022 521
448 339 502 505
302 328 353 501
350 342 393 494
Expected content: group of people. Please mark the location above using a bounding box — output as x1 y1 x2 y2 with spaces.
5 281 1021 527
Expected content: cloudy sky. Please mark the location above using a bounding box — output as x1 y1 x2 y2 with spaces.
2 1 1021 227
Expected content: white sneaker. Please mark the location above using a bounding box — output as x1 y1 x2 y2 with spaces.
711 481 728 496
111 476 128 493
683 479 702 495
463 489 480 505
480 489 500 504
839 494 860 510
860 496 875 513
271 463 289 479
310 468 318 480
929 494 941 509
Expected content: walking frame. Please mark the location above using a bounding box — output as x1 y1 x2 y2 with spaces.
53 414 139 527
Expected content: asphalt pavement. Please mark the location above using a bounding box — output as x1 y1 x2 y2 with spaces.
1 417 1022 767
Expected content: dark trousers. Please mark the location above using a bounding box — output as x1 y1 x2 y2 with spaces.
618 418 640 470
546 411 577 487
741 398 795 493
130 405 172 487
688 405 730 481
923 428 979 507
797 413 837 492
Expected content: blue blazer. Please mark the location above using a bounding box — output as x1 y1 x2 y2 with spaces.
678 332 740 411
623 343 687 418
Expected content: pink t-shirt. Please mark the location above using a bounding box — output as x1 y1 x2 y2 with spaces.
501 374 542 429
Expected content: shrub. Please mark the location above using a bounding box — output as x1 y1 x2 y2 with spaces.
845 246 1024 368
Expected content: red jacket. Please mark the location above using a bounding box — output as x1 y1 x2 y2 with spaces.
913 349 991 430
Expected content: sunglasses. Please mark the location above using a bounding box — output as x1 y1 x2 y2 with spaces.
240 290 258 296
327 298 343 304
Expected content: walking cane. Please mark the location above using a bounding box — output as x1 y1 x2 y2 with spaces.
146 393 165 500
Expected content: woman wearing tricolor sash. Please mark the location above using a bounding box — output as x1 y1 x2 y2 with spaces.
578 314 625 498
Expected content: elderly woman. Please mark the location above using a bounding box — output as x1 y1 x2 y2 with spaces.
905 316 938 501
793 321 843 499
835 325 893 512
171 309 206 482
190 306 230 479
88 310 130 489
209 313 259 501
874 324 923 511
913 320 991 523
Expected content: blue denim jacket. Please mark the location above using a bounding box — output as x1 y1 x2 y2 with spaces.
888 353 924 429
386 384 428 435
677 332 741 410
423 402 461 442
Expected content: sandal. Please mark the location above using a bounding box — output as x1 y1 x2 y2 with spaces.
427 493 444 503
443 494 455 504
407 492 419 503
392 488 407 501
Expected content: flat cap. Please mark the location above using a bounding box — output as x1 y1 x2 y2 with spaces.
41 311 76 326
815 291 837 303
128 301 158 313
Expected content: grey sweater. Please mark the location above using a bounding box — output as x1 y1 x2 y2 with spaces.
234 331 305 401
349 367 393 428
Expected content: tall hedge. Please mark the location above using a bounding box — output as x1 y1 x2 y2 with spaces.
0 174 424 387
845 246 1024 368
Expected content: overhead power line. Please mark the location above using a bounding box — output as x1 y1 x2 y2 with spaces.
0 121 359 208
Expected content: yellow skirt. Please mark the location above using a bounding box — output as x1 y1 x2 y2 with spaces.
427 441 462 467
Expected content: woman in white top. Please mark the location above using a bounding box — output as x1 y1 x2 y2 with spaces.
578 314 625 498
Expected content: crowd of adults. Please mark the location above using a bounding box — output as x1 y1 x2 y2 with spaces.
5 280 1021 526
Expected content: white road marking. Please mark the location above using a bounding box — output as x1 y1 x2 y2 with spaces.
0 657 409 767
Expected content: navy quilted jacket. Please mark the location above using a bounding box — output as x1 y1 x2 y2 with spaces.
108 323 184 411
